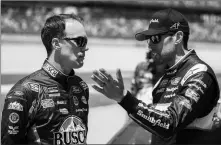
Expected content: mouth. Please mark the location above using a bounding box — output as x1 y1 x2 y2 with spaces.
78 56 85 60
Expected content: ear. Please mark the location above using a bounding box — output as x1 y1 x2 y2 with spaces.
175 31 184 45
51 38 61 51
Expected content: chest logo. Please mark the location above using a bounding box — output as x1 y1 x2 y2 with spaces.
79 81 88 91
54 116 87 145
41 99 55 108
170 77 181 85
72 86 82 94
73 96 79 106
156 88 165 94
159 79 168 87
164 93 176 98
81 96 87 104
166 86 178 92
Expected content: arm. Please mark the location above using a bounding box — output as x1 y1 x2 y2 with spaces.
1 85 33 145
119 72 218 139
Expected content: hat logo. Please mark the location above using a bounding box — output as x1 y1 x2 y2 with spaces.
150 19 159 24
170 22 180 30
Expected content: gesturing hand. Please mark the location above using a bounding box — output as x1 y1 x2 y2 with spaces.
91 68 125 102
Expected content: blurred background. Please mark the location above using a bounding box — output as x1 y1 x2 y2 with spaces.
1 0 221 144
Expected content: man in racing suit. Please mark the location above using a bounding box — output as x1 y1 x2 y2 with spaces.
91 8 221 144
1 14 89 145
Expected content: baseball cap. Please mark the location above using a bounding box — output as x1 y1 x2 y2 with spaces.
135 8 190 41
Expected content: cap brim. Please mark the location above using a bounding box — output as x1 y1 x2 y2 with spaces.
135 29 168 41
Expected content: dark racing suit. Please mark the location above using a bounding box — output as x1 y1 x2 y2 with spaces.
119 49 221 144
1 60 89 145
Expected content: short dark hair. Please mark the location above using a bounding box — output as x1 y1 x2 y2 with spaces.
41 14 84 57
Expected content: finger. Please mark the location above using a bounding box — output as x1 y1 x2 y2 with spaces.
91 74 105 87
93 70 109 83
99 68 114 81
116 68 124 85
91 85 105 95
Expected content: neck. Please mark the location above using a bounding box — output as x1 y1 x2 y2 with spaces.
47 56 71 75
167 47 188 69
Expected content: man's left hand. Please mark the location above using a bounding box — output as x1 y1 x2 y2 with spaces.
91 68 125 102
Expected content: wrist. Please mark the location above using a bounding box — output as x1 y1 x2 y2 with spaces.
123 89 128 96
117 89 128 103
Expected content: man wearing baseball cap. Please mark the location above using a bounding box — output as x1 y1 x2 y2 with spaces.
91 8 221 144
135 8 190 41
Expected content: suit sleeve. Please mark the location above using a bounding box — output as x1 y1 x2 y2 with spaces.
1 86 33 145
119 72 218 139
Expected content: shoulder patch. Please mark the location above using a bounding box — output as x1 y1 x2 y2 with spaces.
27 82 40 92
181 64 208 86
79 81 88 91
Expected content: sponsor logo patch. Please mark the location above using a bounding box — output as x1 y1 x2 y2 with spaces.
150 19 159 23
185 88 200 102
170 77 181 85
179 99 192 110
48 86 59 93
57 100 67 105
76 108 88 113
170 22 180 30
137 103 169 118
8 101 23 111
13 91 24 96
9 112 19 123
81 96 87 104
156 88 165 94
73 96 79 106
43 63 58 77
137 110 170 129
188 84 204 94
8 126 19 134
159 79 168 87
190 78 207 88
53 116 87 145
72 86 82 94
79 81 88 90
166 86 178 92
41 99 55 108
164 93 176 98
49 93 61 97
28 83 40 92
59 108 69 114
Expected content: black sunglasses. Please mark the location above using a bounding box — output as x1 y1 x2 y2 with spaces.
149 32 174 44
63 36 88 47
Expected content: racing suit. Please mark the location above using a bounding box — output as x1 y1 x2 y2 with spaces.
1 60 89 145
119 49 220 144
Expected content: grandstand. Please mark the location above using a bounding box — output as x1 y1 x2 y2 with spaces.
2 0 221 42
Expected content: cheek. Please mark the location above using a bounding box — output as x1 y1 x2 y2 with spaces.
61 46 77 58
161 44 176 58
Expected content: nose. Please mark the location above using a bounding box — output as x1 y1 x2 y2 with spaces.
81 47 89 52
148 43 154 50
